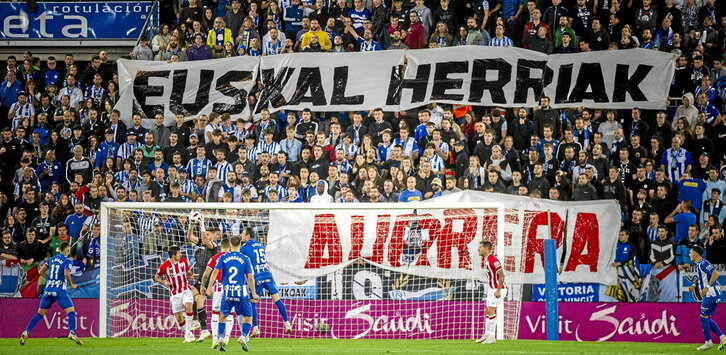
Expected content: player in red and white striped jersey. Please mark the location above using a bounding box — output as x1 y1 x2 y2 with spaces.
476 241 507 344
201 239 233 349
154 246 197 343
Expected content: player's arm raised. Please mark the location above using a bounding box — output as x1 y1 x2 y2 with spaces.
186 224 200 245
495 269 505 298
207 269 219 296
246 272 259 302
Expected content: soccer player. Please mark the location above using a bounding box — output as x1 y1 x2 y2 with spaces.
240 227 292 336
476 241 506 344
20 242 83 346
208 235 259 352
690 245 726 351
154 245 197 343
202 238 234 349
187 214 217 342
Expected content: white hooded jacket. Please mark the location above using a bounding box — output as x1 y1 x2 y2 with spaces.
673 92 698 131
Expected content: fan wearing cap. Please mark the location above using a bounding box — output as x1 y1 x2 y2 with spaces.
431 178 443 198
117 129 142 164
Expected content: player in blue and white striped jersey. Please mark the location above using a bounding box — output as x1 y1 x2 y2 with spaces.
256 130 281 158
117 131 142 163
242 137 259 163
214 150 234 183
691 245 726 351
352 29 382 51
263 28 284 55
9 92 34 131
175 167 196 202
263 172 287 201
661 136 691 182
187 146 212 179
489 25 514 47
331 149 353 175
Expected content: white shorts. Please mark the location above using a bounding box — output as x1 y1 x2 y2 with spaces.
486 288 507 309
170 289 194 313
212 291 223 312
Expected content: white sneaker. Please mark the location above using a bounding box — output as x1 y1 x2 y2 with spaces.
483 336 496 344
197 329 211 342
284 321 292 334
19 331 28 346
68 332 84 345
250 326 260 338
183 332 195 343
475 334 489 343
190 320 201 331
223 336 230 344
238 336 249 352
719 335 726 350
698 341 714 351
211 338 219 350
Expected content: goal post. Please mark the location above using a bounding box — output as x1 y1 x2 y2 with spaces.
99 201 526 340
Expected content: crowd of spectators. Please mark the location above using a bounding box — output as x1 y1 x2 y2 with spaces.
1 0 726 291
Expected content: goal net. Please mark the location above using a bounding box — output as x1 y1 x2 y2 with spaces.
100 202 531 340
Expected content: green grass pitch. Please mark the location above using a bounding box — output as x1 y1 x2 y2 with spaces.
0 338 705 354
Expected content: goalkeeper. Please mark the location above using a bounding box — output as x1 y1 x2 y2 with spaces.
186 211 219 342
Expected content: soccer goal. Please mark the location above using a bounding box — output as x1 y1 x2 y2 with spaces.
99 201 531 341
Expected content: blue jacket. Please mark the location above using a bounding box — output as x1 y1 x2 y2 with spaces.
0 79 22 107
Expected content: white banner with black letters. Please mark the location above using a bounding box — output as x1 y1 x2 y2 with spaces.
116 48 674 125
116 57 259 125
401 47 674 110
255 51 406 114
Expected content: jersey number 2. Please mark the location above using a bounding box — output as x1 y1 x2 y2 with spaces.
227 266 238 284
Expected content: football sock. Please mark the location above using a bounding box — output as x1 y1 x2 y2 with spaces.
197 308 207 328
252 302 258 327
711 318 724 338
218 320 226 339
485 315 496 338
275 300 289 322
68 311 77 333
226 316 233 338
702 316 713 342
241 320 252 338
185 312 194 333
211 311 219 340
25 313 44 333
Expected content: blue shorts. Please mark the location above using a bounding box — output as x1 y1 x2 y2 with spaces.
220 297 252 318
39 290 74 310
256 278 279 296
701 296 719 317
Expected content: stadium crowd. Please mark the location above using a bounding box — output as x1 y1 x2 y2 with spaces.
0 0 726 299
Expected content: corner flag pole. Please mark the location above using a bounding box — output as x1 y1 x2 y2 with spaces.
544 237 559 341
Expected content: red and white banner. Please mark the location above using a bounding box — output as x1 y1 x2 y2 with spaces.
267 191 620 285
